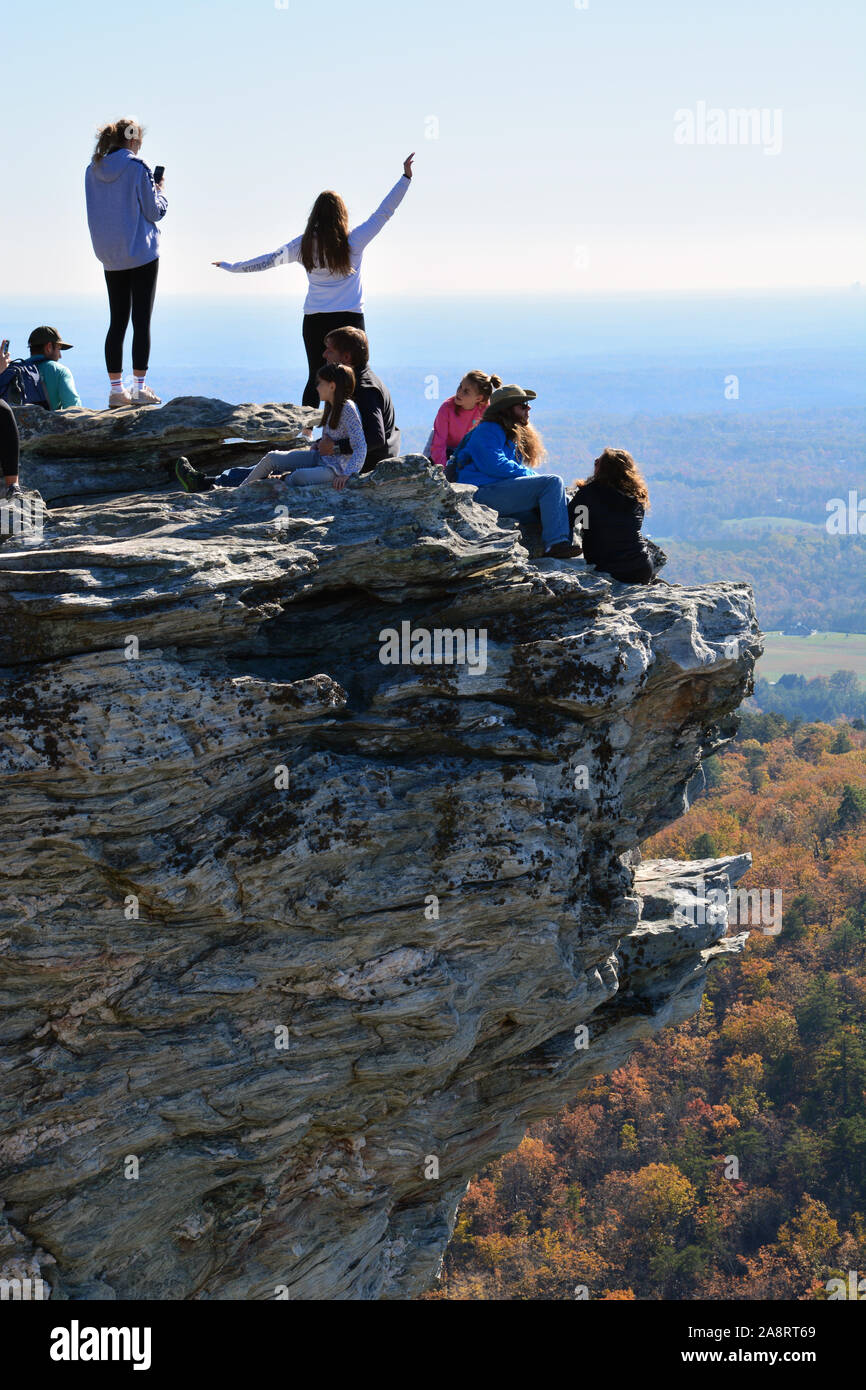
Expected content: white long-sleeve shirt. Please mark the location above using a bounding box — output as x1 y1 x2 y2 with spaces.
218 175 411 314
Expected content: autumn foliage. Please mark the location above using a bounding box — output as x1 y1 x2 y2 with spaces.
426 720 866 1300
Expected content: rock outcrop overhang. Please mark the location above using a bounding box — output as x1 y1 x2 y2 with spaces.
12 395 319 505
0 402 761 1299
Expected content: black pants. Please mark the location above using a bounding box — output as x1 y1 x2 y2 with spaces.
301 310 365 408
104 258 160 373
0 398 19 479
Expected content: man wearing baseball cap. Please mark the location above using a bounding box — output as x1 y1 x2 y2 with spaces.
26 327 83 410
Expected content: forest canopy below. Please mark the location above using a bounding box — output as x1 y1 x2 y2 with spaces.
427 715 866 1301
542 407 865 634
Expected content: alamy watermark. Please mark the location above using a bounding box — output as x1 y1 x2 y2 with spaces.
1 1274 48 1300
1 494 45 544
675 877 782 935
826 490 866 535
379 622 488 675
826 1270 866 1300
50 1323 151 1370
674 102 783 156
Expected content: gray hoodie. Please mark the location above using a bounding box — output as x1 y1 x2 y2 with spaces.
85 149 168 272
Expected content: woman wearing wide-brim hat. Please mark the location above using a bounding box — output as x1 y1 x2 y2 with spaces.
450 384 581 559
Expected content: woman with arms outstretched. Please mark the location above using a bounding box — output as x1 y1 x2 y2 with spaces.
213 154 414 407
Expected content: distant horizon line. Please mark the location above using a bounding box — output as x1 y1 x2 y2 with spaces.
2 284 863 303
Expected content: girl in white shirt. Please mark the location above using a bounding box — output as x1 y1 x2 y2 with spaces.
213 154 414 408
237 363 366 490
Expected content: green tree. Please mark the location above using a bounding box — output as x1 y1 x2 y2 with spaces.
691 831 720 858
828 906 866 966
835 783 866 833
796 973 842 1045
781 891 817 941
814 1026 866 1119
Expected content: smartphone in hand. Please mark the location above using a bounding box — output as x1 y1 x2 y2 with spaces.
154 165 165 184
1 339 9 356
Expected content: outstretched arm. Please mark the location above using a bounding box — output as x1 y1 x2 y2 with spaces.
350 154 415 253
213 237 302 273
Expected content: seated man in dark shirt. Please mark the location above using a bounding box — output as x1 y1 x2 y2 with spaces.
321 326 401 473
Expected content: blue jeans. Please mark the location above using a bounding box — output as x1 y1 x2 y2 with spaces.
213 450 337 489
213 465 256 487
472 474 569 548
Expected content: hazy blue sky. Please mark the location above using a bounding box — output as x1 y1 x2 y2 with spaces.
2 0 863 298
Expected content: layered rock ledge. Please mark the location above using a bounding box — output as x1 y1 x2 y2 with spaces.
13 396 318 505
0 401 761 1300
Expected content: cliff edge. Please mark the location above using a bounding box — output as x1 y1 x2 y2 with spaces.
0 401 761 1299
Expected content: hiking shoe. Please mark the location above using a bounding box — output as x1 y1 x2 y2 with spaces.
544 542 583 560
175 457 211 492
4 482 23 499
108 388 134 409
131 385 162 406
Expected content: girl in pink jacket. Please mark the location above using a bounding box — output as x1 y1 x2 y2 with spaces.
427 370 501 468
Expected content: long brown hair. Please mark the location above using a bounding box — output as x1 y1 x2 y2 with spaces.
92 118 143 162
317 362 356 431
481 399 547 470
578 448 650 508
300 191 352 276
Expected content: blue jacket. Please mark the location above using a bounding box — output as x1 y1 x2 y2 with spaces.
453 420 535 487
85 149 168 271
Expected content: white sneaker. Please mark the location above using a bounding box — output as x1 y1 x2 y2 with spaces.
131 384 162 406
108 388 134 409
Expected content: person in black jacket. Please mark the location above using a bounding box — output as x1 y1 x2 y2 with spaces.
321 326 400 472
1 396 22 498
570 448 654 583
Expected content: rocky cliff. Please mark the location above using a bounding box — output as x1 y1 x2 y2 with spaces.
0 401 761 1300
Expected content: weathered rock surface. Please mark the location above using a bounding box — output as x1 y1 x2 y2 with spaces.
13 397 318 505
0 408 762 1300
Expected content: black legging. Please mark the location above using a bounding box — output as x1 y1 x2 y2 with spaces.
104 257 160 373
301 309 365 408
1 398 20 480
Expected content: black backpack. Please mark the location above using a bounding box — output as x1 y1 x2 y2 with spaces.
0 357 50 409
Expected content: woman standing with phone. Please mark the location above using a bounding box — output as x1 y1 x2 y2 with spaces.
85 118 168 409
213 154 414 408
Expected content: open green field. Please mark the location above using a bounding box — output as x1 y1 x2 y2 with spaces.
718 516 824 533
758 631 866 684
